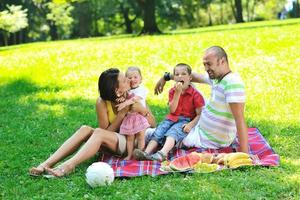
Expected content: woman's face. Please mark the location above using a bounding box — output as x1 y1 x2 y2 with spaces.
116 72 130 97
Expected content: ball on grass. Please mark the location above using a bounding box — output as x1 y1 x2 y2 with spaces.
86 162 114 187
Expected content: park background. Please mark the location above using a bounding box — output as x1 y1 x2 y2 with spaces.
1 0 300 199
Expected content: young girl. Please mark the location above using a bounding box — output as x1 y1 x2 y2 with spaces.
117 67 150 160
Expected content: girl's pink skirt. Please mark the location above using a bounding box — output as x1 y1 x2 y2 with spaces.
120 112 150 135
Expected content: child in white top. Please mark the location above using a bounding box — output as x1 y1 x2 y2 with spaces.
117 67 150 160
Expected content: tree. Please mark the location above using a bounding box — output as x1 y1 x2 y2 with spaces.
0 5 28 46
230 0 244 22
137 0 161 34
200 0 214 26
118 0 140 34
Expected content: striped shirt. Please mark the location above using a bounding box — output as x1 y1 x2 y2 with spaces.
195 72 245 148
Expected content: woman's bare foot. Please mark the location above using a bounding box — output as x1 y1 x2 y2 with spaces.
29 164 48 176
45 164 74 177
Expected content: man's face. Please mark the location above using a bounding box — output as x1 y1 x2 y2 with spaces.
203 52 223 80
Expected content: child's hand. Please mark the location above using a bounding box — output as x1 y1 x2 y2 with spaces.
116 96 126 103
182 123 193 133
174 82 183 93
118 105 130 117
116 101 128 111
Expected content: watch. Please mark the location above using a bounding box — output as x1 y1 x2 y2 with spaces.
164 72 171 81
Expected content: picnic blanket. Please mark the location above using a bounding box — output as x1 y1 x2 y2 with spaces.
100 128 279 177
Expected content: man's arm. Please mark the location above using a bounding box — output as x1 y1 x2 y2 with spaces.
229 102 248 153
154 72 207 95
183 107 202 133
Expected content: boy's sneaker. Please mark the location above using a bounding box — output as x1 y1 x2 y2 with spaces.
150 151 167 162
133 149 151 161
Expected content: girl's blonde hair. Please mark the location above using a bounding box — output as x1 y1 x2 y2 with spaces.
126 66 142 78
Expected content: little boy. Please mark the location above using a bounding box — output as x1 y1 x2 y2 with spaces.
134 63 205 161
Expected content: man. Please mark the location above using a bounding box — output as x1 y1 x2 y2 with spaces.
154 46 248 153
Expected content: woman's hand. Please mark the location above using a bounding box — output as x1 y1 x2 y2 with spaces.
131 102 147 115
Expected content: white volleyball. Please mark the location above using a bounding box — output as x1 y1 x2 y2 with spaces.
86 162 114 187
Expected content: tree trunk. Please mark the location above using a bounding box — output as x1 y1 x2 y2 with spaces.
230 0 237 21
137 0 161 34
296 0 300 17
250 0 257 21
208 5 213 26
3 32 8 46
235 0 244 23
220 1 224 24
46 19 58 40
120 2 133 34
246 0 250 21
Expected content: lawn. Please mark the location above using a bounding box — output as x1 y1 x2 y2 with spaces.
0 19 299 199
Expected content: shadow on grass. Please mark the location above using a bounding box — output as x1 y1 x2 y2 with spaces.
0 79 299 199
0 79 169 173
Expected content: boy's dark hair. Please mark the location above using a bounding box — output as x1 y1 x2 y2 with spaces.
98 68 120 101
173 63 192 75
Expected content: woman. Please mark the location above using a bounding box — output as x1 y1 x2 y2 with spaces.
29 68 156 177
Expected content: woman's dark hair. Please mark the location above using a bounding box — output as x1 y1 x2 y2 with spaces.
98 68 120 101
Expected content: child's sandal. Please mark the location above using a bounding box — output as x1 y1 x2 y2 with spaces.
150 151 167 162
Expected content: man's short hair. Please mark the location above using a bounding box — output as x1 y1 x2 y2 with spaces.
206 46 228 63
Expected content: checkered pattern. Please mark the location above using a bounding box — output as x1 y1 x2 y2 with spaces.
100 128 279 177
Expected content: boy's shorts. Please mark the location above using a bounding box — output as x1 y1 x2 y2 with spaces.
150 117 191 145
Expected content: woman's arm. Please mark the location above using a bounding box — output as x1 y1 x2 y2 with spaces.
131 102 156 128
116 96 142 111
96 98 128 132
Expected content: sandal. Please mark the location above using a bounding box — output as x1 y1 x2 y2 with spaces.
150 151 167 162
44 166 72 178
133 149 151 161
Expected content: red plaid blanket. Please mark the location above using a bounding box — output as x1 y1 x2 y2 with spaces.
100 128 279 177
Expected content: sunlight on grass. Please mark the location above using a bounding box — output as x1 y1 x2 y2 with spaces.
1 19 300 199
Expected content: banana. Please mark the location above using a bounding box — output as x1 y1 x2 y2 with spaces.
228 158 253 169
224 152 250 166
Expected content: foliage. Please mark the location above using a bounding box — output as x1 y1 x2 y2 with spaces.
0 5 28 45
0 19 300 199
46 2 74 38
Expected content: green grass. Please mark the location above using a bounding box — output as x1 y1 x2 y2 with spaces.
1 19 300 199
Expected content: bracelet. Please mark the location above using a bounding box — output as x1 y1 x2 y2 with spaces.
144 112 150 117
164 72 171 81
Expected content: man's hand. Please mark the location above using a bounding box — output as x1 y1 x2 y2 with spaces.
182 122 193 133
154 77 166 95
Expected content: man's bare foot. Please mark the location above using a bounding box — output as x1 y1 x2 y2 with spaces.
29 164 48 176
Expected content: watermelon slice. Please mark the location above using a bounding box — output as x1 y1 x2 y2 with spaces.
169 152 201 171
